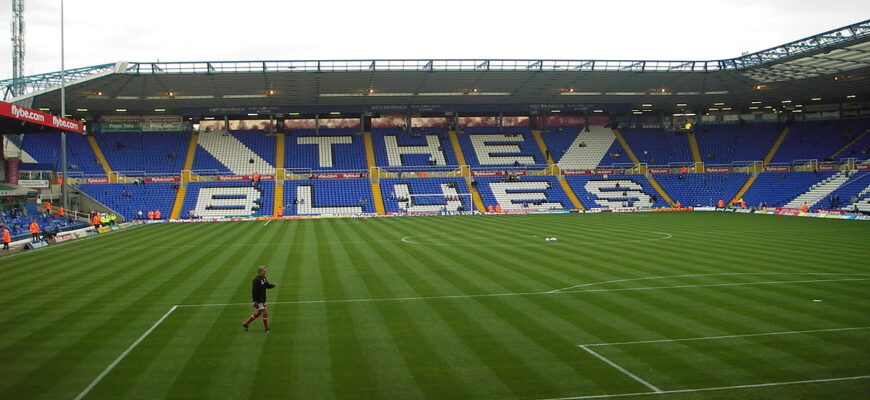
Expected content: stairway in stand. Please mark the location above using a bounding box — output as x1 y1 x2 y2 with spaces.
784 171 849 208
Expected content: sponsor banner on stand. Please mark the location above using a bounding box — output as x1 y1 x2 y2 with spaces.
857 164 869 170
309 172 367 179
0 102 84 133
18 179 49 188
99 116 184 132
649 168 670 174
764 166 790 172
97 226 112 233
561 170 593 175
817 209 845 215
144 176 181 183
775 207 803 216
216 175 250 182
470 170 528 177
694 206 717 211
84 177 110 184
54 233 74 243
818 165 835 171
595 169 616 175
705 167 732 173
545 116 586 127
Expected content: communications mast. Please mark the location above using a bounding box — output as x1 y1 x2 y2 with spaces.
11 0 25 96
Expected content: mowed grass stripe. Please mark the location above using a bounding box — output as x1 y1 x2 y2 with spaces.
338 218 521 398
589 288 827 390
1 213 867 400
65 222 247 399
85 221 294 399
2 223 238 399
155 221 293 399
341 218 507 399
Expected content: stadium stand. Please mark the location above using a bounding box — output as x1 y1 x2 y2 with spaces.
378 177 471 213
542 126 616 170
285 129 367 171
565 175 665 209
93 131 189 175
694 123 782 164
456 127 546 168
619 128 694 166
20 132 104 176
816 171 870 210
770 119 869 163
655 173 749 207
78 182 178 220
371 128 458 170
282 179 374 216
181 181 275 218
783 171 850 208
0 209 88 241
741 171 837 208
474 176 571 210
193 130 275 175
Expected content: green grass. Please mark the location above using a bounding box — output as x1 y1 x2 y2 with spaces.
1 212 868 399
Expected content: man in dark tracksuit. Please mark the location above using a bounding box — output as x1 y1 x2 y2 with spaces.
242 266 277 332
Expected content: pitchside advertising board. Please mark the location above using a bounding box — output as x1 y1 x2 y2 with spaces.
96 116 185 132
0 102 84 133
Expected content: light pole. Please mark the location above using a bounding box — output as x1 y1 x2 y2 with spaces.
60 0 69 210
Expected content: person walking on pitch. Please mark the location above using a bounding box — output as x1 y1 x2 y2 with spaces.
242 266 277 333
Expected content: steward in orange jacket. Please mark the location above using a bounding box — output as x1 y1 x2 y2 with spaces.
29 221 40 242
2 227 11 250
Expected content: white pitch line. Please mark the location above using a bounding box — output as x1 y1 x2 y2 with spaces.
263 219 272 226
400 231 672 247
549 272 870 293
579 345 662 393
176 276 870 308
539 375 870 400
559 278 870 295
579 326 870 347
75 305 179 400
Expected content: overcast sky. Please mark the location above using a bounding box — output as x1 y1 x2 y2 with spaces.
1 0 868 80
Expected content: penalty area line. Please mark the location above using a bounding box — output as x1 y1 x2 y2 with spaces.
540 375 870 400
75 305 178 400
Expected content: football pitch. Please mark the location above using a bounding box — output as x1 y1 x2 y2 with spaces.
1 212 868 399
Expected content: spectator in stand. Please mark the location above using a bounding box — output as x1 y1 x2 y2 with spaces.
154 210 162 219
43 201 51 214
57 206 65 218
147 210 155 220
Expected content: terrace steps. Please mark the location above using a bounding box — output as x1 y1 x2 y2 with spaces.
732 126 790 204
829 129 868 160
364 132 387 215
86 135 114 180
687 132 703 163
169 186 187 219
613 129 674 205
531 130 555 165
559 179 585 210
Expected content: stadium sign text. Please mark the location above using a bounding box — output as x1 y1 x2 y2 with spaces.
0 102 85 133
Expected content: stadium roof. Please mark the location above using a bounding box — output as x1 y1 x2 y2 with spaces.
2 19 868 120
